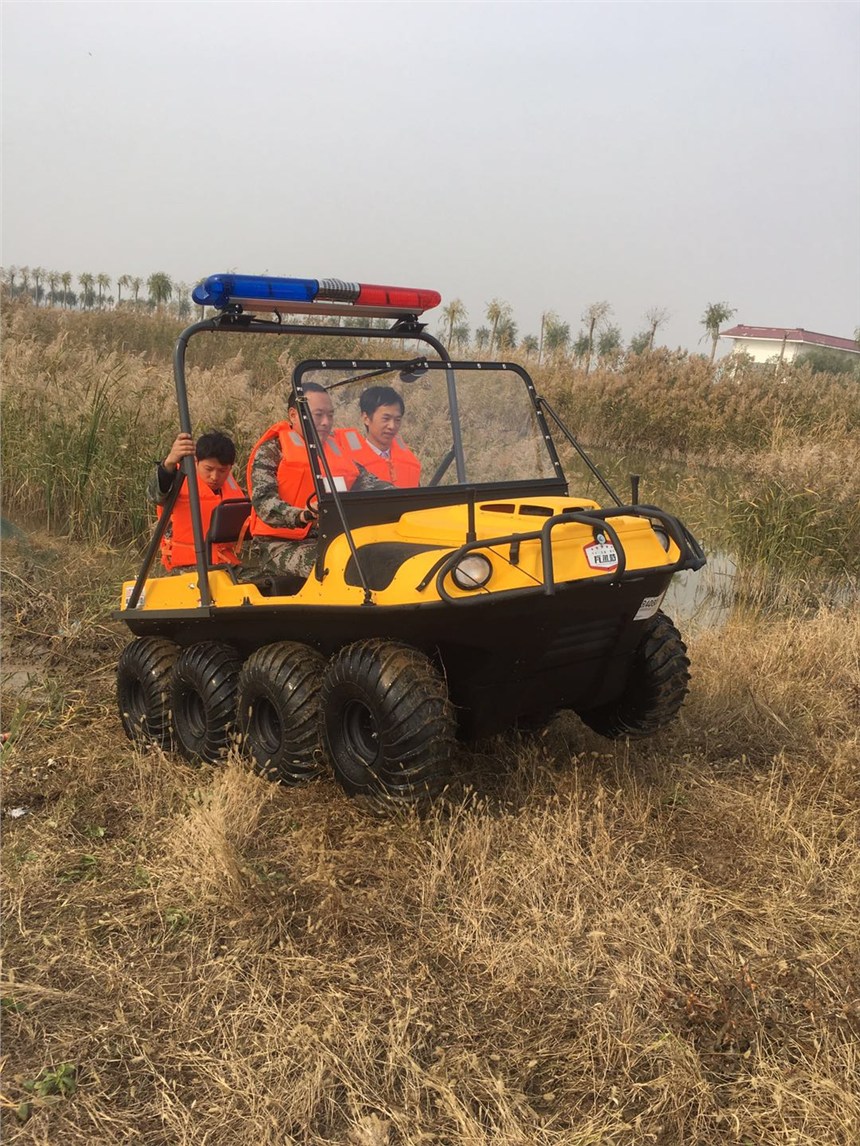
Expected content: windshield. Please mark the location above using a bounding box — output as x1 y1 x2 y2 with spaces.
293 360 563 492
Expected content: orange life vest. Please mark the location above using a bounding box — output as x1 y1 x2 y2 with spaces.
336 428 421 488
157 469 245 571
247 421 358 541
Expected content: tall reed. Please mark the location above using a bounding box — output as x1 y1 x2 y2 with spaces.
543 348 860 456
3 304 858 574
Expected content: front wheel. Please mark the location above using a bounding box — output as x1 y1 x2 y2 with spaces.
320 640 455 802
171 642 242 763
576 611 690 738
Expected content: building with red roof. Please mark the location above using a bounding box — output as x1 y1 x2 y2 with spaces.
720 324 860 365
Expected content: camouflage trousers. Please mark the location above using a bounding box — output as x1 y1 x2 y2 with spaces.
245 538 318 579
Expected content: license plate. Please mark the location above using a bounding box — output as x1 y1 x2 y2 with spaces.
584 541 619 570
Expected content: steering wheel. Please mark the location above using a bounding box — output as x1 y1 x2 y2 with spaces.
427 447 456 488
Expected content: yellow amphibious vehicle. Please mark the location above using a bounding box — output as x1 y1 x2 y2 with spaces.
115 274 706 801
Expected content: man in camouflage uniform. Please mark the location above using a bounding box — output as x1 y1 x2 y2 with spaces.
244 473 319 580
246 384 349 580
247 385 394 580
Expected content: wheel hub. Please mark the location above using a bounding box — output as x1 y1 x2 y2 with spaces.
341 699 381 767
248 696 282 757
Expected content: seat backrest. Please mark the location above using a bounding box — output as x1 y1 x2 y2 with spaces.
206 498 252 544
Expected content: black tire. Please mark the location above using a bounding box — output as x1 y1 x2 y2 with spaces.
576 611 690 738
171 641 243 764
236 642 326 784
320 640 455 801
117 637 179 748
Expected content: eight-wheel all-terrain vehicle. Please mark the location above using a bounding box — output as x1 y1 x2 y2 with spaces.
115 273 706 802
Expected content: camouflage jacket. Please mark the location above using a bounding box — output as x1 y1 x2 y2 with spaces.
146 463 177 508
249 438 305 531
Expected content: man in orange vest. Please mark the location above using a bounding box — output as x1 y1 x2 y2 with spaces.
246 382 359 580
337 386 421 488
148 430 245 573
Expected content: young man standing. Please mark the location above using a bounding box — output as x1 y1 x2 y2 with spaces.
148 430 244 572
337 385 421 488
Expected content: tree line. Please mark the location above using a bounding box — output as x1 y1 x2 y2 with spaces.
0 266 190 319
1 263 739 364
440 297 737 367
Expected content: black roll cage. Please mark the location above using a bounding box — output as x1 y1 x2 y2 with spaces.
126 309 703 611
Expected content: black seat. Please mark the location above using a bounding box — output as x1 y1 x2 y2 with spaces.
205 498 252 562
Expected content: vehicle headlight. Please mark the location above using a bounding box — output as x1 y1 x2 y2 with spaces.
451 553 492 590
652 525 671 551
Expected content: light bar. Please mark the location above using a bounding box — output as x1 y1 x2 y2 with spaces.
191 274 441 317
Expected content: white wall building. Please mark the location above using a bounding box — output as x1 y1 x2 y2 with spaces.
720 324 860 365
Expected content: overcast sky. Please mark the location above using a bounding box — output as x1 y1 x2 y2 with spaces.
2 1 858 352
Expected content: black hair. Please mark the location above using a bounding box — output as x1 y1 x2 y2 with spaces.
195 431 236 465
359 386 405 417
288 380 328 410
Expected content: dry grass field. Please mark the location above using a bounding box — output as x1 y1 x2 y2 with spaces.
2 303 859 1143
2 535 858 1145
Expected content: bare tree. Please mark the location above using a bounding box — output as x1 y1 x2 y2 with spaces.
644 305 670 350
581 301 612 375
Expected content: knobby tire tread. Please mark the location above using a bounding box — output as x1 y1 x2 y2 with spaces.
171 641 243 764
116 637 179 749
577 612 690 739
236 641 325 784
321 639 455 802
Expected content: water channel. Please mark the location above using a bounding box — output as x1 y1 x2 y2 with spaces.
567 444 857 631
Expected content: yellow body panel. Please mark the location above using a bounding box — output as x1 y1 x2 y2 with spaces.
120 496 680 613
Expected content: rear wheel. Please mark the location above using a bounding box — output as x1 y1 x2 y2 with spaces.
576 611 690 738
236 641 326 783
117 637 179 748
320 640 455 801
171 642 242 763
